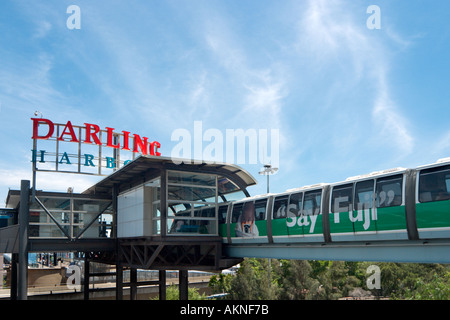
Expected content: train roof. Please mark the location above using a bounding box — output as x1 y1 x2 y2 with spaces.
415 157 450 171
285 183 328 193
342 167 407 183
229 157 450 201
233 193 274 203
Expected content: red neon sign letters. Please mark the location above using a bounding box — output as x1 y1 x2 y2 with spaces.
31 118 161 156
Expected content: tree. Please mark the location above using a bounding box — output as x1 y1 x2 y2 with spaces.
208 273 233 295
278 260 322 300
229 258 279 299
224 259 450 300
403 272 450 300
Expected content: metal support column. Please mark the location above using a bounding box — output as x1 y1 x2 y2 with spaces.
159 270 166 300
84 254 90 300
10 253 18 300
160 170 167 237
179 270 188 300
116 262 123 300
130 268 137 300
18 180 30 300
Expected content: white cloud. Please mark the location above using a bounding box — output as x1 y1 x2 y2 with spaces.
372 77 413 155
34 21 52 39
296 0 414 157
203 14 287 129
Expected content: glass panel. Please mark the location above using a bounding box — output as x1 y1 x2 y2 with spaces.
355 180 374 210
218 177 240 194
222 190 247 202
168 185 216 201
29 197 71 211
77 220 112 238
51 211 71 224
170 202 192 217
168 171 216 186
29 224 68 238
419 166 450 202
145 179 160 201
73 199 111 212
193 205 216 217
288 192 303 217
331 184 353 213
235 201 259 236
303 190 322 215
30 211 48 223
231 203 243 223
273 195 289 219
254 199 267 221
152 219 161 235
218 205 228 224
153 202 161 218
376 175 403 207
169 219 217 234
100 213 113 237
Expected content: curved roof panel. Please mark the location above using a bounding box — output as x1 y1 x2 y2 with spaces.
82 155 257 197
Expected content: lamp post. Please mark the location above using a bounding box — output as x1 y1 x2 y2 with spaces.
258 164 278 290
258 164 278 194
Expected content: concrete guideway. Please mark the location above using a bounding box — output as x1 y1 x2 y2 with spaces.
224 239 450 264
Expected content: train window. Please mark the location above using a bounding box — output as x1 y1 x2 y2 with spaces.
419 166 450 203
232 201 261 224
254 199 267 221
231 203 243 223
218 205 228 224
273 195 289 219
303 190 322 215
288 192 303 217
376 175 403 207
355 180 374 209
331 184 353 213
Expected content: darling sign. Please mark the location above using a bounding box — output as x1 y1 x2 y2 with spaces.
31 118 161 176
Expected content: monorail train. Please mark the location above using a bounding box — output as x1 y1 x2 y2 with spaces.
218 158 450 244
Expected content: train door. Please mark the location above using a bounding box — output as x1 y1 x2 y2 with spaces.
329 183 354 241
229 198 269 244
302 189 324 240
271 194 292 243
374 174 408 239
416 164 450 239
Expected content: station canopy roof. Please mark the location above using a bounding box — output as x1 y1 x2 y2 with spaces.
82 155 257 200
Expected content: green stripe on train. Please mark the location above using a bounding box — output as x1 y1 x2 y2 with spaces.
416 200 450 229
229 220 268 237
329 206 407 234
272 214 323 236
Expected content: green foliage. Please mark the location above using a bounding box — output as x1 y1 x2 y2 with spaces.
229 258 279 300
224 258 450 300
152 285 208 300
208 273 233 294
152 260 450 300
278 260 323 300
403 272 450 300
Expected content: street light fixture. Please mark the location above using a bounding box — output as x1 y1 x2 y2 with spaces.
259 164 278 194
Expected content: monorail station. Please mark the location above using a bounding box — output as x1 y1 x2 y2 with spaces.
3 116 450 300
0 155 255 300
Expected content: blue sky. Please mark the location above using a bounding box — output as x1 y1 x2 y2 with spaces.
1 0 450 206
